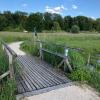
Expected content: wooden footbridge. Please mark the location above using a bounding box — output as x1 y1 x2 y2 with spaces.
0 41 72 97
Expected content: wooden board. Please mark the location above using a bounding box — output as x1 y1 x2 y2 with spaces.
15 55 70 94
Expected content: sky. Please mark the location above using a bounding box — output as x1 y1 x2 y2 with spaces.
0 0 100 18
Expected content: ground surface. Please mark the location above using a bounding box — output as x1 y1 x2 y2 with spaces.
8 42 26 55
8 41 100 100
26 85 100 100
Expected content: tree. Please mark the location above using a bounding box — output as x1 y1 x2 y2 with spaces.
14 11 28 30
43 12 54 30
64 16 73 32
95 18 100 32
3 11 15 28
53 14 64 30
0 11 100 32
25 12 43 32
53 21 61 31
0 15 7 31
73 16 94 31
71 25 80 33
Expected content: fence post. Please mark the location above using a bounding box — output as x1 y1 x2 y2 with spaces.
64 48 72 72
87 53 91 66
40 42 43 60
9 54 14 79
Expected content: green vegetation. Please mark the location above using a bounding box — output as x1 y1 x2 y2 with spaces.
0 31 100 99
69 50 85 68
71 25 80 33
0 80 16 100
0 11 100 33
53 21 61 32
21 32 100 92
21 41 39 56
38 33 100 55
0 32 31 43
0 45 8 75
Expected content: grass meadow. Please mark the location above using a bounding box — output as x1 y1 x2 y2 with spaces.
0 31 100 99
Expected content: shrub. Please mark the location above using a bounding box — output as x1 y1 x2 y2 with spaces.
53 21 61 32
71 25 80 33
68 67 91 82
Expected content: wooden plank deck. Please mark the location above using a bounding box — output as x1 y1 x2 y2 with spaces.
15 55 70 95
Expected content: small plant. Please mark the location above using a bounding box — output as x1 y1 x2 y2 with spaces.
69 49 85 69
0 79 16 100
68 67 91 82
89 71 100 92
71 25 80 33
21 41 39 56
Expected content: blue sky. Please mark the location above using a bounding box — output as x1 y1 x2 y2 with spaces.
0 0 99 18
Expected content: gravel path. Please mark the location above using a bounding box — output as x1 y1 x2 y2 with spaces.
8 42 100 100
26 85 100 100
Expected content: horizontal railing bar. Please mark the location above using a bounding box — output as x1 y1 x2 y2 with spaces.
0 70 10 80
41 48 67 58
1 41 17 57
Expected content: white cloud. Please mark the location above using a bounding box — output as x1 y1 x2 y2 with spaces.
22 3 28 7
72 5 78 9
91 16 96 20
45 5 68 14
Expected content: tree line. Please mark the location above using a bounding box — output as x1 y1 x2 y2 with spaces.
0 11 100 32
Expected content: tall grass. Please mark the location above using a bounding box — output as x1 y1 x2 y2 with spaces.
0 32 32 43
0 80 16 100
0 46 9 75
20 41 39 56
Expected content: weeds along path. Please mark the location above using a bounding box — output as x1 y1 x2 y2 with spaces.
8 41 100 100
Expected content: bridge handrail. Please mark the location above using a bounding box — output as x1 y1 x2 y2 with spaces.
36 40 83 53
36 40 84 58
36 40 77 72
0 40 17 79
1 41 17 57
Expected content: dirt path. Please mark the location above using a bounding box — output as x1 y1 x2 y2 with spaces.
26 85 100 100
8 41 26 56
8 42 100 100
